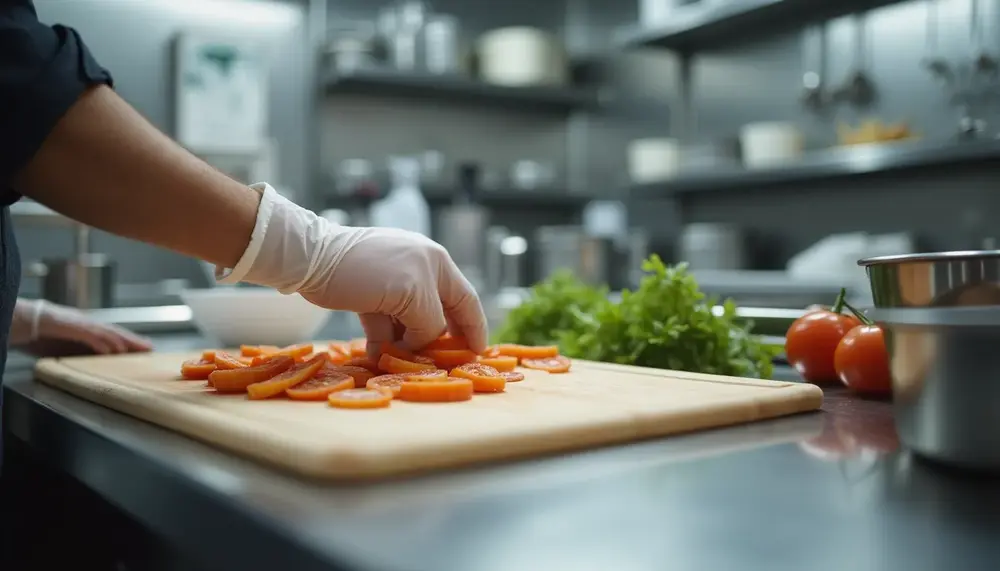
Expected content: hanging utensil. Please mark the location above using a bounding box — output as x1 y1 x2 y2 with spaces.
922 0 953 84
833 12 876 107
800 25 827 110
970 0 998 78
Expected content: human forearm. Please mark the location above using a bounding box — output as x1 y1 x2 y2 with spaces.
9 298 40 346
12 85 260 268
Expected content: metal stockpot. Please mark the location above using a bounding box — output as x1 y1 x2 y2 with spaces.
27 254 116 309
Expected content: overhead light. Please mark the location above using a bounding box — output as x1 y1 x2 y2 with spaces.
150 0 301 29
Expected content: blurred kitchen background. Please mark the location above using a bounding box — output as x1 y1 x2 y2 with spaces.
12 0 1000 330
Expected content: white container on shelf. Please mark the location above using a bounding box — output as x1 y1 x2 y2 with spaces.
740 121 803 168
477 27 567 87
627 138 681 183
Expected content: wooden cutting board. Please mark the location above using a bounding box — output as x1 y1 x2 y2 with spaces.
33 349 822 480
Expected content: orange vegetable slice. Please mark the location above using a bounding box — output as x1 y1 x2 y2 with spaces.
240 345 278 357
348 338 368 358
344 357 379 373
451 363 505 393
246 354 328 400
366 374 407 397
420 349 479 369
501 371 525 383
181 358 216 380
209 356 295 393
328 351 350 365
422 333 469 351
379 342 435 364
214 351 249 370
328 388 392 409
327 365 375 388
401 369 448 381
495 344 560 359
201 349 218 361
398 377 474 403
378 353 436 375
328 342 350 356
481 346 501 358
286 366 354 401
270 343 314 360
476 355 517 372
522 355 571 373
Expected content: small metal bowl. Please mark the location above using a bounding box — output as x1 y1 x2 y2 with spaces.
868 306 1000 472
858 250 1000 308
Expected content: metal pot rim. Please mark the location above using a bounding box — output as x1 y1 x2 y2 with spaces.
858 250 1000 266
868 306 1000 327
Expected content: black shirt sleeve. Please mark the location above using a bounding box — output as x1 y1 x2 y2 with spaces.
0 0 113 199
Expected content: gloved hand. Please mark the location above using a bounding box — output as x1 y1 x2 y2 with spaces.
216 183 488 356
10 299 153 354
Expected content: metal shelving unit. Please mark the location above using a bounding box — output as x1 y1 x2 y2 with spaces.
616 0 909 52
324 67 602 113
629 139 1000 196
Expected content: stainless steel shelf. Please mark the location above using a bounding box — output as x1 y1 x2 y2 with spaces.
616 0 909 52
630 139 1000 197
324 67 601 112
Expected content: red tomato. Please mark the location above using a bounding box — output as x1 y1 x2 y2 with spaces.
834 325 892 396
785 310 861 383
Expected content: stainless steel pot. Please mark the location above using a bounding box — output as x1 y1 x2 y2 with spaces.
869 306 1000 472
859 250 1000 308
27 254 116 309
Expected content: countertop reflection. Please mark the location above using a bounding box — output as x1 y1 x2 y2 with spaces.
4 332 1000 571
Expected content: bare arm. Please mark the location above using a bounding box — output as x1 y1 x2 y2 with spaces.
12 85 259 268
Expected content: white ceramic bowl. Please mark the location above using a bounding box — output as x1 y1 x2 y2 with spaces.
180 288 331 347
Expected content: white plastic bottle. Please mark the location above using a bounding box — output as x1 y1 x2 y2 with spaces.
369 155 431 237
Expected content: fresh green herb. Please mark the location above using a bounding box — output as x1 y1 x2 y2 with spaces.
494 255 780 379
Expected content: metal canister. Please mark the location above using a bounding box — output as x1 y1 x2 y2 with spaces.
422 14 459 74
31 254 116 309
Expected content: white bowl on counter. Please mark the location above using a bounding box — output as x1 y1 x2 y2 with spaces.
180 287 331 347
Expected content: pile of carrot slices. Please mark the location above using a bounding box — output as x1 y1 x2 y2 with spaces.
178 335 571 409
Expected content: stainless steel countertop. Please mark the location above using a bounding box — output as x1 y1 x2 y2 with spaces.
5 332 1000 571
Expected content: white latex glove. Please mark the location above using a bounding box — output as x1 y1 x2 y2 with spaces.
216 183 488 356
10 299 153 354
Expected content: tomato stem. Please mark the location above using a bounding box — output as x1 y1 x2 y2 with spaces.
841 299 874 326
831 288 847 314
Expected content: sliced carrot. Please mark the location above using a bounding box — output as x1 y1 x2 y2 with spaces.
398 377 474 403
270 343 314 360
329 365 376 388
401 369 448 381
378 353 436 375
419 348 479 369
286 366 354 401
451 363 505 393
246 354 327 400
422 333 469 351
348 338 368 358
495 344 560 359
250 355 274 367
379 342 435 364
328 388 392 409
209 356 295 393
481 346 501 358
366 374 407 397
344 357 379 373
328 351 351 365
181 358 216 380
214 351 249 370
477 355 518 372
522 355 571 373
201 349 218 361
328 341 351 356
241 345 278 357
501 371 525 383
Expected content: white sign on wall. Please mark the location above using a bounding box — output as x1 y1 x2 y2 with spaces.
173 34 268 154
